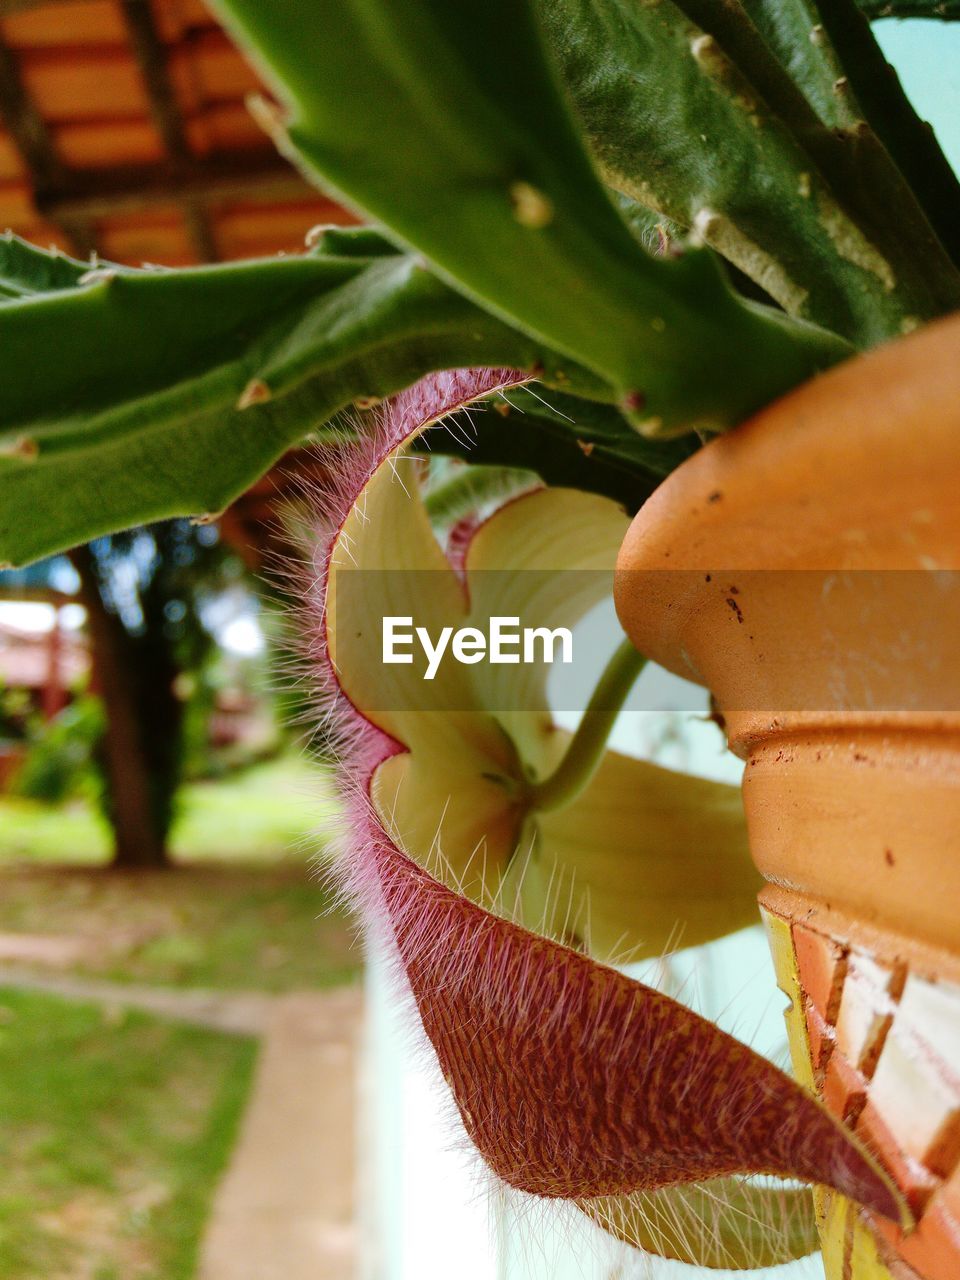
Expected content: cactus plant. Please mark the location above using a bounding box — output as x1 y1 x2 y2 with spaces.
1 0 959 1273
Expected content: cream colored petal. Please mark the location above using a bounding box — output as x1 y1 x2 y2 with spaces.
331 462 640 897
331 447 756 958
372 742 526 903
328 451 473 740
464 486 630 772
535 748 759 963
329 447 532 892
579 1178 818 1269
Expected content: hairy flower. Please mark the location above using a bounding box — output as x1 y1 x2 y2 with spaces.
293 368 901 1268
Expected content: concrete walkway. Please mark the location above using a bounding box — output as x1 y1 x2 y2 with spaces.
0 965 363 1279
0 965 274 1033
198 987 363 1280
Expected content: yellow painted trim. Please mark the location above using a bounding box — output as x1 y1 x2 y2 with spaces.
760 903 815 1089
850 1214 897 1279
763 906 898 1280
815 1188 849 1280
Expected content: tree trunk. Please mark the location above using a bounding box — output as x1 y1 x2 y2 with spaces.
71 546 170 869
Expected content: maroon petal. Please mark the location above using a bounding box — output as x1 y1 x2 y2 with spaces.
366 815 900 1221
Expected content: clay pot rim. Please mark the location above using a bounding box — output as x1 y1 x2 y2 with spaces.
614 311 960 689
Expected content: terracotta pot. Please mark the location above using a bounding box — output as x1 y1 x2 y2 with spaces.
615 313 960 1279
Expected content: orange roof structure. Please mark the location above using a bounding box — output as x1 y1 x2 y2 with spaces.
0 1 362 566
0 0 357 266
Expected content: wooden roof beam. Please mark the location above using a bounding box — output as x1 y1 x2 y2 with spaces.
117 0 221 261
0 28 65 188
0 29 96 255
37 150 323 220
118 0 190 162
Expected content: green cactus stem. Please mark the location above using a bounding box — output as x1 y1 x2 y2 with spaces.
0 231 600 566
543 0 960 342
812 0 960 268
215 0 852 437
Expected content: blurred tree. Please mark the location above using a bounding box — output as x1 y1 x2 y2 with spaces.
71 521 240 869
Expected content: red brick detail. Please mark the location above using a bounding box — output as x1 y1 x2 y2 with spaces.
856 1099 940 1218
805 999 836 1077
872 1200 960 1280
793 922 847 1023
823 1046 868 1127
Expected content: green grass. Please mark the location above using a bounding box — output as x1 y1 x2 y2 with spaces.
0 753 362 991
0 988 256 1279
0 754 360 1278
0 797 112 865
171 755 339 865
0 755 336 867
0 868 362 992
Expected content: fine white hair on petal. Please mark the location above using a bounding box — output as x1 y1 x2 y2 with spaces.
273 366 900 1264
278 366 527 913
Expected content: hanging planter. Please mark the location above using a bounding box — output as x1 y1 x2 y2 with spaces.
616 312 960 1279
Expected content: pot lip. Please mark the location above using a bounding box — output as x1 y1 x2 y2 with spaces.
759 883 960 982
725 714 960 759
614 312 960 686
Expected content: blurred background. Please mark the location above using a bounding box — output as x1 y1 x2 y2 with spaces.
0 3 364 1277
0 3 957 1279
